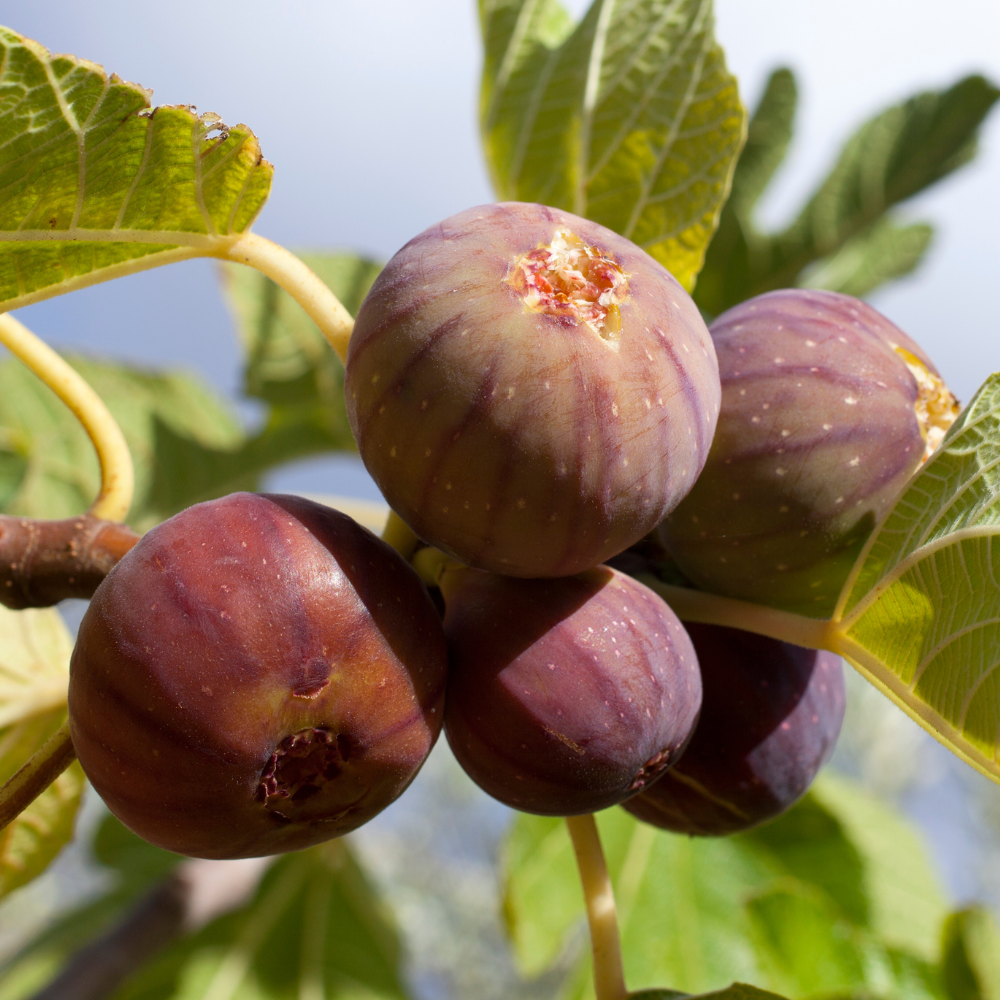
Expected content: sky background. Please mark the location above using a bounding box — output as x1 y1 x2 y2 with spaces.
3 0 1000 909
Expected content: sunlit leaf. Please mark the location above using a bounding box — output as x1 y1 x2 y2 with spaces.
0 25 271 311
0 605 82 900
110 840 407 1000
833 373 1000 785
480 0 745 291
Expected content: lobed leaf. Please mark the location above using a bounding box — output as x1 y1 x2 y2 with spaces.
0 25 272 311
480 0 745 291
0 605 82 900
833 373 1000 784
503 773 947 999
695 72 998 315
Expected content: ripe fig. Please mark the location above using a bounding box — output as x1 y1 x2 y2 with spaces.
624 623 845 836
69 493 448 859
441 565 702 815
346 202 721 578
658 289 959 616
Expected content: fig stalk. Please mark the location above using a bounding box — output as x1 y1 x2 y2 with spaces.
640 577 837 652
0 313 134 523
566 814 628 1000
220 233 355 363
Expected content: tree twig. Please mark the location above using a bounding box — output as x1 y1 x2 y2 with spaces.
0 514 140 609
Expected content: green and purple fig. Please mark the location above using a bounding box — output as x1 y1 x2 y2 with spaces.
346 202 721 578
624 624 845 836
69 493 448 859
441 565 702 815
658 289 958 616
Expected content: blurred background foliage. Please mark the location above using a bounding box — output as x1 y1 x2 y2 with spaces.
0 0 997 998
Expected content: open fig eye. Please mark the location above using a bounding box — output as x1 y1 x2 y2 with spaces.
345 201 721 579
68 492 448 860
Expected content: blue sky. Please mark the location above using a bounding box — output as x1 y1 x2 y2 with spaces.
5 1 1000 494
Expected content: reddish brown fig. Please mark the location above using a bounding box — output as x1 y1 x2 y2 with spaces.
69 493 448 859
346 202 721 578
659 289 958 616
624 624 845 835
441 565 702 815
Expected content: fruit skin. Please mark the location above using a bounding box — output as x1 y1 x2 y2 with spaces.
441 565 702 815
624 624 845 836
346 201 720 578
69 493 448 860
658 288 957 617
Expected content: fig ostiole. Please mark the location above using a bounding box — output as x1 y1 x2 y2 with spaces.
440 564 702 816
69 493 448 859
346 201 721 579
658 289 958 617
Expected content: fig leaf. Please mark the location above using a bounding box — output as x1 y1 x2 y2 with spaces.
696 72 999 315
941 907 1000 1000
220 251 381 450
0 605 83 900
479 0 746 292
834 371 1000 786
503 774 945 998
0 25 272 311
107 840 407 1000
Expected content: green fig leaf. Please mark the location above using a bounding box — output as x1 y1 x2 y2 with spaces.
220 250 381 452
799 217 934 299
0 25 271 311
941 907 1000 1000
479 0 745 291
109 840 407 1000
833 372 1000 785
696 73 999 314
504 774 947 998
0 605 82 900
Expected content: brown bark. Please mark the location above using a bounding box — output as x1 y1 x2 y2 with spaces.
0 515 139 609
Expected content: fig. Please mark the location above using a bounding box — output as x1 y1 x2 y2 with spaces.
441 565 702 815
658 289 958 616
69 493 448 859
345 202 721 578
624 624 845 836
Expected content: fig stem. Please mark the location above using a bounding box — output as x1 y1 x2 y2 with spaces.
566 814 628 1000
0 314 134 523
639 577 837 652
0 718 76 832
381 510 421 560
219 233 355 363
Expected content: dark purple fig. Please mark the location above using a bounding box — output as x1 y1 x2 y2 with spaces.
624 623 845 836
658 289 958 616
69 493 448 859
441 565 702 815
346 202 721 578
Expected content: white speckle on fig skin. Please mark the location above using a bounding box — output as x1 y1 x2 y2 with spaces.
660 289 955 618
345 202 720 578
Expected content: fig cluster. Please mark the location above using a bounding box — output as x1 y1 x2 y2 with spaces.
67 202 954 858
